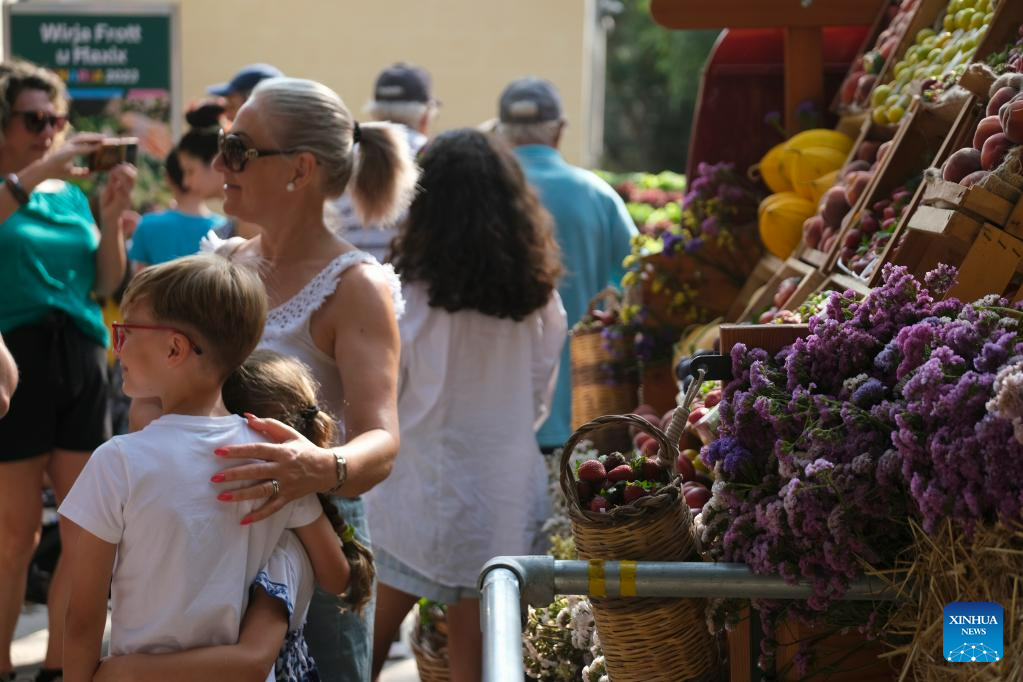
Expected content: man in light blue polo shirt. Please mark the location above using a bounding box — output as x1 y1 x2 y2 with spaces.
496 77 637 451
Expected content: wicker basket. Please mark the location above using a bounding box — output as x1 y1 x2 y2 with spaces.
569 287 638 452
410 607 451 682
559 384 717 681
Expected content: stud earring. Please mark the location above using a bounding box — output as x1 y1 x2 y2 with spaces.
286 182 295 192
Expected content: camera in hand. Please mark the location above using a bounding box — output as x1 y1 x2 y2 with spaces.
88 137 138 172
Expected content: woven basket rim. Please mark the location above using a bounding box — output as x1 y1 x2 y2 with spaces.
559 413 687 525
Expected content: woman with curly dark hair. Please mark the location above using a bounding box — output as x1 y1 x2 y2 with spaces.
366 128 566 681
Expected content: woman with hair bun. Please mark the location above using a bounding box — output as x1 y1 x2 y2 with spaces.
200 76 416 680
128 104 229 268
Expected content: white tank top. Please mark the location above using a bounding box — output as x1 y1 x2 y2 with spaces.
258 250 404 442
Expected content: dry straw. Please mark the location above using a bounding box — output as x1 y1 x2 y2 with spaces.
871 519 1022 682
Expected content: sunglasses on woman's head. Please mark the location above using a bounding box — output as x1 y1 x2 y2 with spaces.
217 129 300 173
111 322 204 355
12 110 67 134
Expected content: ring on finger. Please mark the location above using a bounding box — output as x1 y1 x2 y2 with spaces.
270 479 280 499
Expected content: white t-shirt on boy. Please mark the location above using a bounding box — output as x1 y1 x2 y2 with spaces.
59 414 321 656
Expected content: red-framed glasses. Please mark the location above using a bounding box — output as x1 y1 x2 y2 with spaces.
111 322 204 355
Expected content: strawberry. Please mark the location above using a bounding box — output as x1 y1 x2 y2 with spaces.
607 464 636 484
623 484 649 504
589 495 610 513
603 452 627 471
578 460 606 486
576 480 594 503
641 458 666 482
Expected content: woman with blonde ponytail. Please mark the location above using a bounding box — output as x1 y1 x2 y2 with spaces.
201 76 414 680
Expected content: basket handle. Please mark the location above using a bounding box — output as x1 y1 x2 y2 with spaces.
662 368 706 474
585 286 622 318
559 413 676 512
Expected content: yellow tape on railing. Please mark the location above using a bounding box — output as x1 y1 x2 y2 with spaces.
588 559 606 597
620 560 637 597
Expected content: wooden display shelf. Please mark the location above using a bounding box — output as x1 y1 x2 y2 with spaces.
649 0 884 30
649 0 885 135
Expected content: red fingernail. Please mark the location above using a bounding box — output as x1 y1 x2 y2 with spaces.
240 516 252 525
217 492 233 501
215 448 229 456
210 474 225 483
243 413 256 419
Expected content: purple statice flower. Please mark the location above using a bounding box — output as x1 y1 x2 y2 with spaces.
851 378 885 408
924 263 958 299
684 236 705 254
701 215 719 237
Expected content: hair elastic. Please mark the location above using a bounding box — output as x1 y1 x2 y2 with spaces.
299 405 319 421
352 121 362 145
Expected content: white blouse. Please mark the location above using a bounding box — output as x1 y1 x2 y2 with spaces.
365 282 567 588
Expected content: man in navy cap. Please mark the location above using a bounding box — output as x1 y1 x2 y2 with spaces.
496 77 636 454
207 63 283 120
334 62 437 261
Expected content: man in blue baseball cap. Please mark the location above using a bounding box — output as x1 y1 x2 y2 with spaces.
206 63 283 120
495 77 637 454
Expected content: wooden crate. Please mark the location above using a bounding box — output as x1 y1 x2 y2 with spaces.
970 0 1023 67
821 94 978 284
774 619 900 682
833 0 950 117
920 177 1016 226
792 115 895 269
724 253 784 322
719 323 810 357
734 257 817 323
946 224 1023 302
907 204 986 243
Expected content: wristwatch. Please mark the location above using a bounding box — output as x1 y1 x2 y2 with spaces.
329 453 348 493
4 174 29 206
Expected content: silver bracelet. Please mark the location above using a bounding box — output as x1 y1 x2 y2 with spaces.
328 452 348 493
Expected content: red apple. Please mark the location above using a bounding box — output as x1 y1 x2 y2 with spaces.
640 438 660 459
687 407 708 424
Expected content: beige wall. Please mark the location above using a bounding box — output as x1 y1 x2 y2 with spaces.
171 0 594 165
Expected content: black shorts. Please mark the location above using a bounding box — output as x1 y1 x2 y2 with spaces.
0 311 111 461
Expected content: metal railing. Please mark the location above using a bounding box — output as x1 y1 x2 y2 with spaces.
478 556 896 682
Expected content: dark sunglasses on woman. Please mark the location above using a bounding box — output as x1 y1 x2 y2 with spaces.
12 110 68 134
217 129 300 173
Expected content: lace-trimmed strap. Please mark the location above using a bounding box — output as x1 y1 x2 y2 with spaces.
270 250 405 324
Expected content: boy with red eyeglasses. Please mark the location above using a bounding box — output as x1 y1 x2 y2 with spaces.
58 254 348 682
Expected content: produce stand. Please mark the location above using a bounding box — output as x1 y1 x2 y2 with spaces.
512 1 1023 681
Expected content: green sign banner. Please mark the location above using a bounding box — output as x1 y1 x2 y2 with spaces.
4 5 180 210
8 10 172 97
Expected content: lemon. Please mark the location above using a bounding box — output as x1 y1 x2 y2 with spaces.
871 84 892 107
872 106 889 125
887 105 905 124
955 9 974 30
916 27 936 44
943 14 956 32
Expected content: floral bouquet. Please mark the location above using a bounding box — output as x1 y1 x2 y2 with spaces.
699 263 1023 677
619 162 764 366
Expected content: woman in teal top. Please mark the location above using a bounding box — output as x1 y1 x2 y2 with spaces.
0 59 134 682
